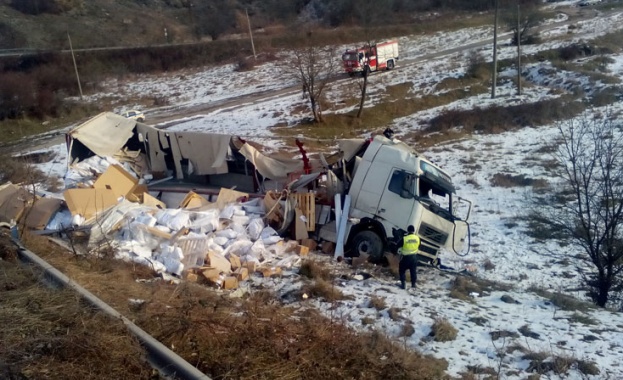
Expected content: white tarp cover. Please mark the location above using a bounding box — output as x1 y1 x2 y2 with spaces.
337 139 367 162
70 112 137 158
238 143 303 180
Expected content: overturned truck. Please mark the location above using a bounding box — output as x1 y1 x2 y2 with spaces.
66 112 472 264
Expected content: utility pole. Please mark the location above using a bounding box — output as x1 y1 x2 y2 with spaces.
67 32 83 100
246 8 257 60
517 3 522 95
491 0 499 99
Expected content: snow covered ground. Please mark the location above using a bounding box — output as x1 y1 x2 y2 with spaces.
28 4 623 379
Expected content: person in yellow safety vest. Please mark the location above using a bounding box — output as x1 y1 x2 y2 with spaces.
399 225 420 290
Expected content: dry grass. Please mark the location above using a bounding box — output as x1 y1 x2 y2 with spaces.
449 276 513 302
528 287 594 312
369 294 387 310
301 278 351 302
489 173 549 189
0 233 155 380
16 232 451 379
298 259 334 281
431 318 458 342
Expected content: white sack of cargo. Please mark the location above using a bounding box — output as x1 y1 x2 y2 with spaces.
189 209 219 233
247 218 264 241
223 239 254 257
155 208 190 231
215 228 237 239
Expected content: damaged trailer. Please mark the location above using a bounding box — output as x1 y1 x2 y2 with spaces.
65 112 472 265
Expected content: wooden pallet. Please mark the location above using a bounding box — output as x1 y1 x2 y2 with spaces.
290 193 316 232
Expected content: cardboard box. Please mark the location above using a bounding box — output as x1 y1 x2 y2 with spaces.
183 271 199 282
93 164 140 199
228 253 241 271
243 261 258 273
296 245 309 256
216 188 249 208
179 191 211 209
201 267 221 282
321 241 336 255
207 252 232 274
63 188 118 220
22 197 62 230
223 276 238 289
300 238 317 251
281 240 299 253
261 267 282 278
0 184 33 224
141 192 166 209
234 267 249 281
294 208 308 240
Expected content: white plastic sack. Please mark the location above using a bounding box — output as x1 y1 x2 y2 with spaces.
231 215 250 226
213 236 229 246
262 236 283 245
215 228 237 239
247 218 264 241
219 205 237 219
190 209 220 233
223 239 254 257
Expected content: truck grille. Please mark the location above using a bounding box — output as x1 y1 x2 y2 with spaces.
418 223 449 245
418 244 438 256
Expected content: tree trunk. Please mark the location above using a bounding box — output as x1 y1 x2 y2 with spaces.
356 74 368 118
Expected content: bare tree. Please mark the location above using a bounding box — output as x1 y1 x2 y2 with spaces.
502 3 544 46
292 41 337 123
534 115 623 307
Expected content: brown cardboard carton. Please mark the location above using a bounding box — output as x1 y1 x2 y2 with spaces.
215 188 249 208
234 267 249 281
93 164 139 199
141 192 166 209
63 188 118 220
201 267 221 282
283 240 299 253
22 197 62 230
294 208 308 240
243 261 258 273
296 245 310 257
223 276 238 289
300 238 317 251
179 191 211 209
207 252 232 274
228 253 241 270
261 267 282 278
321 241 336 255
0 184 34 224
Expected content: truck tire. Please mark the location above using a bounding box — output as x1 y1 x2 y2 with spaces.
387 60 395 70
351 230 384 261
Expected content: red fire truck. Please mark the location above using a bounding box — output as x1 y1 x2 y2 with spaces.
341 40 399 76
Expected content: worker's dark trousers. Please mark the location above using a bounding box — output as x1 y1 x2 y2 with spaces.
399 254 418 288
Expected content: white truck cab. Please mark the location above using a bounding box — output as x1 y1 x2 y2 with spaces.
337 136 472 263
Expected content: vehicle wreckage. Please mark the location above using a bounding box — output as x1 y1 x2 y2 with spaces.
2 112 472 284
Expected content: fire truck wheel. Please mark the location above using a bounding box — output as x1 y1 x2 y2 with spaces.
387 60 395 70
351 230 384 261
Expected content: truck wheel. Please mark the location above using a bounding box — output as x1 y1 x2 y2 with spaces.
351 230 384 261
387 60 395 70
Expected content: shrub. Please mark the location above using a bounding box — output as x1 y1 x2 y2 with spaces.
369 295 387 310
298 260 333 281
431 317 458 342
301 278 349 302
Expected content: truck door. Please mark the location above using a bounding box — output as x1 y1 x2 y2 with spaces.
377 169 416 230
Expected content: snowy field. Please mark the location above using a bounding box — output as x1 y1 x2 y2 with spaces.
29 4 623 379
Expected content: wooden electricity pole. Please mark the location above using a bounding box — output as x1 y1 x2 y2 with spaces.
491 0 499 99
517 4 522 95
67 32 83 100
246 8 257 60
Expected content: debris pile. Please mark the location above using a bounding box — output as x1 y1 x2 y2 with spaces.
1 160 320 290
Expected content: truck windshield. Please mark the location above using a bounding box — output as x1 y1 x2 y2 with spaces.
342 53 358 61
419 161 455 195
